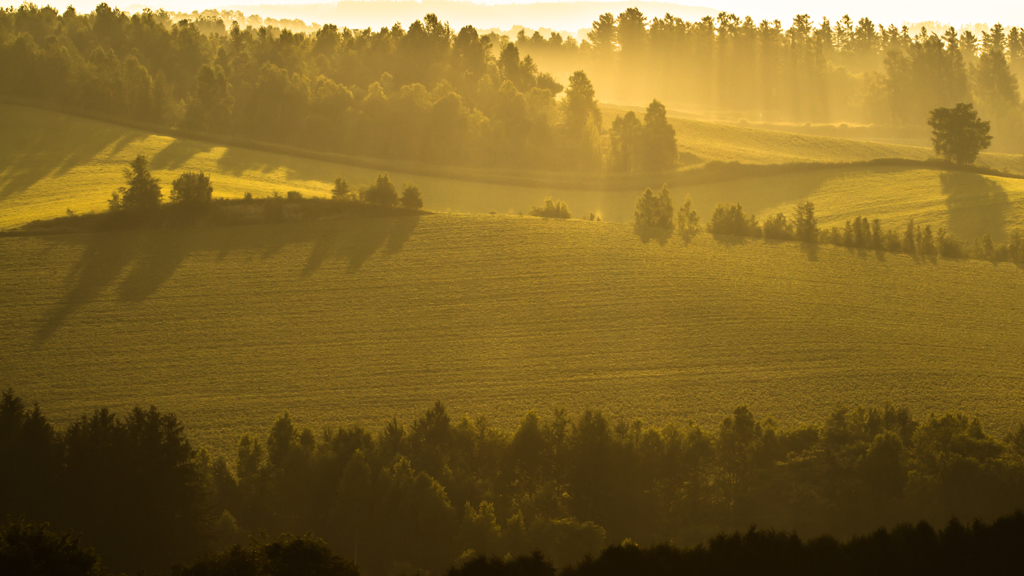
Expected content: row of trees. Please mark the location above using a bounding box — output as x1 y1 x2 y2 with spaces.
5 389 1024 575
627 181 1023 265
108 154 212 211
706 200 1024 264
104 155 423 221
515 9 1024 149
0 4 676 172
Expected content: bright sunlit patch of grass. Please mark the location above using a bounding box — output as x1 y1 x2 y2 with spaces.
680 167 1024 243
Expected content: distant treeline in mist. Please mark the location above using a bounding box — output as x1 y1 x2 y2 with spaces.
0 4 676 172
517 9 1024 148
5 389 1024 575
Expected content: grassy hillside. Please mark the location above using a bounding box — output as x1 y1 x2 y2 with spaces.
603 103 1024 171
2 213 1023 459
684 167 1024 243
0 103 582 230
4 103 1023 241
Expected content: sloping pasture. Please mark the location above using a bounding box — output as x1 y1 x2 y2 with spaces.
2 213 1022 458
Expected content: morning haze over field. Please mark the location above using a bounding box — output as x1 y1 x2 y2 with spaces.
3 1 1024 575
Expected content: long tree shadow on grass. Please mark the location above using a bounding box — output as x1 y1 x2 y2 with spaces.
303 215 420 275
149 138 214 171
35 231 139 343
940 172 1011 242
35 215 421 343
0 116 128 201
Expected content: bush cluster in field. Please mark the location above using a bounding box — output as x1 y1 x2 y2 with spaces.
5 389 1024 575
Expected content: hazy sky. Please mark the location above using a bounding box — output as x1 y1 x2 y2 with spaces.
30 0 1024 30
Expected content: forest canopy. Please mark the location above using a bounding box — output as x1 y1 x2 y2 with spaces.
4 389 1024 575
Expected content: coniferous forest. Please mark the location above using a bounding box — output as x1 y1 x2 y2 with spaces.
4 390 1024 574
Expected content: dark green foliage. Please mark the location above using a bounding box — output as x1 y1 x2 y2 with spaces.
401 185 424 209
0 5 582 171
561 71 602 170
762 213 795 240
0 391 207 575
331 178 351 200
608 112 642 172
447 552 555 576
928 103 993 165
633 185 673 230
708 203 760 237
7 390 1024 575
639 100 677 172
170 171 213 206
794 201 818 242
172 533 359 576
361 174 398 208
0 521 105 576
556 513 1024 576
530 198 570 219
676 195 700 239
109 154 161 212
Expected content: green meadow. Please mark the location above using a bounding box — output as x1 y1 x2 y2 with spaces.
2 213 1023 459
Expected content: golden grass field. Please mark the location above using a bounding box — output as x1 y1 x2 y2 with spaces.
2 213 1023 459
5 103 1024 240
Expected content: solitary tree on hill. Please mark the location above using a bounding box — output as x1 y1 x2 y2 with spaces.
109 154 161 211
927 103 992 165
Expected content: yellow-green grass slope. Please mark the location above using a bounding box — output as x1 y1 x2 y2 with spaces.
682 167 1024 243
4 102 1024 238
603 103 1024 171
0 103 582 230
2 213 1023 459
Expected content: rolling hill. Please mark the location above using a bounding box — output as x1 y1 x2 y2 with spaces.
2 213 1023 459
4 103 1024 241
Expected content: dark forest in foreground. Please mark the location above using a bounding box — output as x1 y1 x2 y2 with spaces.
6 510 1024 576
4 390 1024 574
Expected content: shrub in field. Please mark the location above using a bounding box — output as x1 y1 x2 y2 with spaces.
530 198 571 219
169 171 213 207
633 185 674 230
362 174 398 207
332 178 352 200
109 154 161 212
677 195 700 239
762 213 795 240
794 201 818 243
401 185 423 209
708 203 760 237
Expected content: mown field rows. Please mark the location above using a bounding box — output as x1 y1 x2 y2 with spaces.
2 213 1023 459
